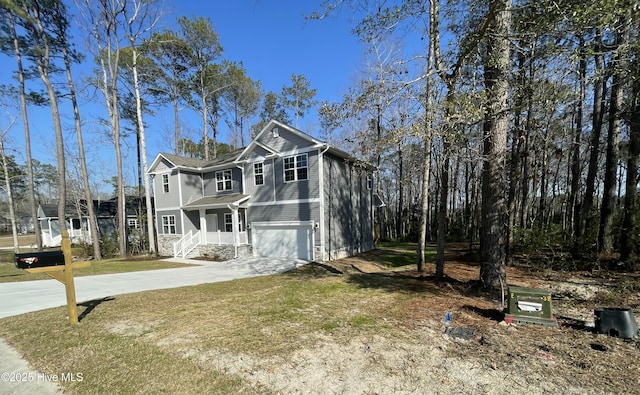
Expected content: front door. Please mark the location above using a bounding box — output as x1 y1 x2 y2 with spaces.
206 213 218 232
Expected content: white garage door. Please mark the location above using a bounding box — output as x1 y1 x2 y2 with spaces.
252 221 314 261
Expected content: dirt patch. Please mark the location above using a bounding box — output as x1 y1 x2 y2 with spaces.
179 245 639 394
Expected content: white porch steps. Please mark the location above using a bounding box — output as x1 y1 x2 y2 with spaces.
173 230 201 258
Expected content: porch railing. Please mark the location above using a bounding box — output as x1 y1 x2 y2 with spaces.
206 231 248 246
173 230 201 258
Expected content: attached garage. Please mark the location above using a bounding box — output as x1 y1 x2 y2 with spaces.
251 221 314 261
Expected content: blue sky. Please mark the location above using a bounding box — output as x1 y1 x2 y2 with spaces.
164 0 366 137
0 0 368 193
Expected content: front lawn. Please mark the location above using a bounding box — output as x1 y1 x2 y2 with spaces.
0 257 195 283
0 243 637 394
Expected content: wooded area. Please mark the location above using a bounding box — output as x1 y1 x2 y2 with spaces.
1 0 639 287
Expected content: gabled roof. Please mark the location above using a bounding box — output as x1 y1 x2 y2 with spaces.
236 119 322 162
148 148 244 174
38 197 153 219
182 193 250 209
148 120 376 173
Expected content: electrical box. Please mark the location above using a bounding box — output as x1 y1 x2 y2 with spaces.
504 285 558 327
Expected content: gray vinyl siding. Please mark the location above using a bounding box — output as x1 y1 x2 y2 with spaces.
248 146 270 160
245 159 275 202
180 171 203 205
273 150 319 201
258 124 315 152
323 154 374 260
202 167 243 196
248 202 320 223
154 158 173 172
244 151 320 202
183 210 199 234
153 170 180 209
155 209 182 234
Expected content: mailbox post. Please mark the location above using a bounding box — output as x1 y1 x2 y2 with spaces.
15 231 90 324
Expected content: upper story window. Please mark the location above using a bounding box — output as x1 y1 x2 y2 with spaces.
162 174 169 193
367 176 373 190
216 170 232 191
254 163 264 186
284 154 308 182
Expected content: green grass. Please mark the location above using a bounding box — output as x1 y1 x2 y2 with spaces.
0 234 36 248
0 257 196 283
0 243 440 394
373 241 437 268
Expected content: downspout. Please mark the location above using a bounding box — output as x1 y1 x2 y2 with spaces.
318 144 330 262
236 164 245 195
328 160 332 261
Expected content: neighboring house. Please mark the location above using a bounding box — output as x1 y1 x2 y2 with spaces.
148 120 383 261
38 197 150 247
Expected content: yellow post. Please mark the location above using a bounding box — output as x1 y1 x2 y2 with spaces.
24 231 90 325
61 231 79 325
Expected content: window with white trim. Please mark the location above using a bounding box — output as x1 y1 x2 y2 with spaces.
224 213 233 232
128 218 139 229
367 176 373 190
216 170 232 191
254 163 264 186
162 174 169 193
161 215 176 234
284 154 308 182
224 212 245 232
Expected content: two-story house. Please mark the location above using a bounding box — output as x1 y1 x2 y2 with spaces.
148 120 382 261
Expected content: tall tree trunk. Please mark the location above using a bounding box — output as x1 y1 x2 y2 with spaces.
62 42 102 260
435 83 455 280
131 46 157 254
480 0 511 288
30 6 67 236
417 134 432 271
508 52 526 255
538 130 548 230
8 12 42 250
570 38 586 242
580 29 606 245
173 93 180 154
201 81 210 160
397 145 404 240
620 67 640 261
598 22 627 253
435 140 449 279
0 132 19 253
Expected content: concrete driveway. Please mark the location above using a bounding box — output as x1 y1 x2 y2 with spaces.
0 256 304 395
0 256 307 319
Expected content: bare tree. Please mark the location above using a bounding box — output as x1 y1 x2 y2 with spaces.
76 0 128 255
122 0 162 254
0 114 19 252
598 16 628 253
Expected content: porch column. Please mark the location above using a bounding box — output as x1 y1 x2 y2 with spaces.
199 209 207 244
228 204 239 258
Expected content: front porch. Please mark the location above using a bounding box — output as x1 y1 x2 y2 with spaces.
170 194 251 259
171 229 249 258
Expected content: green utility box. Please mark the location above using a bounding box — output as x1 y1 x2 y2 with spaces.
504 286 558 327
